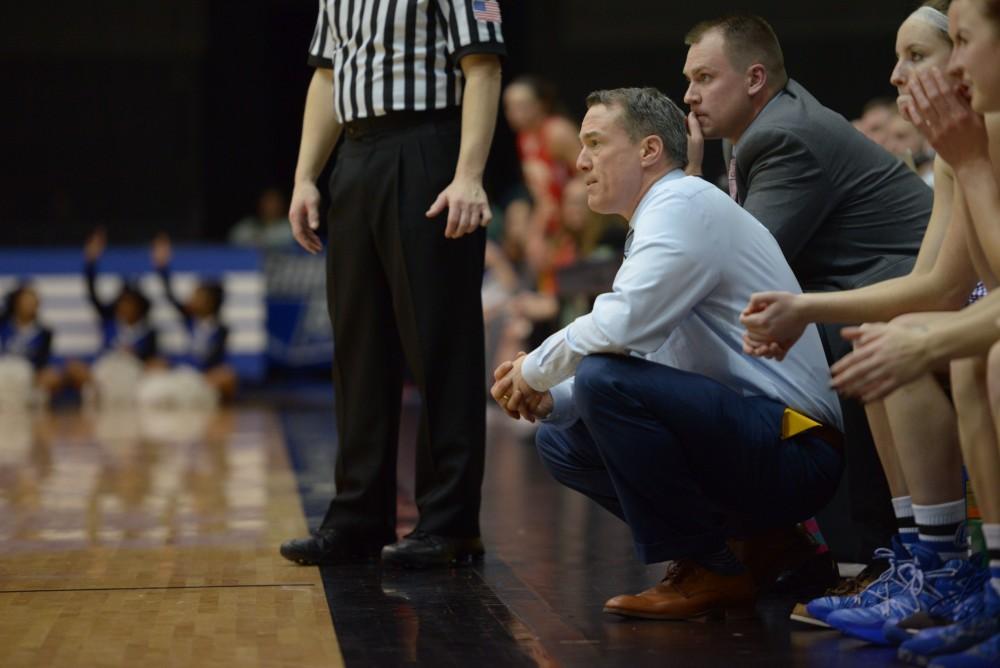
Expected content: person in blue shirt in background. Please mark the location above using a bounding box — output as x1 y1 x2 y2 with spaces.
65 228 160 391
0 283 62 399
152 234 237 401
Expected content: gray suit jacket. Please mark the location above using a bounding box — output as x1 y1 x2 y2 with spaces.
726 79 932 292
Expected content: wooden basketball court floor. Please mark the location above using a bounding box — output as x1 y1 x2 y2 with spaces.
0 389 908 667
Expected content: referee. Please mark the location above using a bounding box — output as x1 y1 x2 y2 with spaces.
280 0 505 569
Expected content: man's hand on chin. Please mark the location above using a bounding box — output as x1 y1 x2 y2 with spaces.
490 352 552 422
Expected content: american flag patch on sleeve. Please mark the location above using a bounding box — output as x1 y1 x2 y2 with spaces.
473 0 502 23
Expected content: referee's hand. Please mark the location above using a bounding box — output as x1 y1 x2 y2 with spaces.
289 181 324 254
426 176 492 239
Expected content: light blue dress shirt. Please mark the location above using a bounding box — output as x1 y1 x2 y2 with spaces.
521 170 843 431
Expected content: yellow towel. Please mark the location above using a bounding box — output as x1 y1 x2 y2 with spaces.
782 407 823 439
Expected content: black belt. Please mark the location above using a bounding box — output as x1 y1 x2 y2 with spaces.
801 424 844 453
343 107 460 139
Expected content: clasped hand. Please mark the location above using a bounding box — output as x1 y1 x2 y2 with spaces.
489 352 553 422
739 291 805 361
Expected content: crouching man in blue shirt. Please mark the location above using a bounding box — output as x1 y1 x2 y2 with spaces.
491 87 844 621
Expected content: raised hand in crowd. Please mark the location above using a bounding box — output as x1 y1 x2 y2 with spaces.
740 291 808 360
905 66 989 168
84 227 107 262
151 232 172 270
490 352 552 422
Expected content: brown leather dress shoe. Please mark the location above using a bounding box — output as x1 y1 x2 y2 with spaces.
603 560 757 621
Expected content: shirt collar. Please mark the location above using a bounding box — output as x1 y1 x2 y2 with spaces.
629 168 686 228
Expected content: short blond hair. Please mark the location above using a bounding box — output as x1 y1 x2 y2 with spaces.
685 14 788 89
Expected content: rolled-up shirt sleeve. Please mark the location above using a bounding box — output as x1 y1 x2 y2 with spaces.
307 0 335 69
436 0 507 62
521 190 721 392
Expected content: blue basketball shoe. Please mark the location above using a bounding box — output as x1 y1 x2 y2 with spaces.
886 564 989 647
928 631 1000 668
827 545 983 645
899 581 1000 666
803 537 913 626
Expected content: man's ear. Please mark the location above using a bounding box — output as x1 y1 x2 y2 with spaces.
747 64 768 96
640 135 664 167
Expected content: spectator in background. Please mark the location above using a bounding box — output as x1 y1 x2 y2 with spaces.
0 284 61 399
482 200 561 382
558 177 621 261
885 110 937 185
853 97 898 148
503 76 582 294
65 228 160 391
228 187 294 249
682 13 932 581
152 234 238 401
485 177 624 373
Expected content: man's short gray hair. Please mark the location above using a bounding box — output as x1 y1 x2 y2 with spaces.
585 87 689 170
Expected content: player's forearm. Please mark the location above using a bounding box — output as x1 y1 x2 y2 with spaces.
794 271 966 325
923 289 1000 364
294 69 341 185
455 55 502 181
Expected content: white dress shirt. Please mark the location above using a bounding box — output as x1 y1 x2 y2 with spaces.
521 169 842 431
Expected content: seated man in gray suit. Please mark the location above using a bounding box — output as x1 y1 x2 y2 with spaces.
681 14 933 567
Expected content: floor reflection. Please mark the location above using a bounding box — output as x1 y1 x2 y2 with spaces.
0 407 268 552
479 412 905 668
0 402 344 668
318 562 550 668
282 397 910 667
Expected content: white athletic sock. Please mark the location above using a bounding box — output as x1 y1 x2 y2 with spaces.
913 499 967 562
892 495 917 548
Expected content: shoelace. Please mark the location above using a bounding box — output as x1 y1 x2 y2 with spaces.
874 563 924 616
875 563 963 617
661 560 698 586
855 548 911 605
926 568 988 620
826 549 894 597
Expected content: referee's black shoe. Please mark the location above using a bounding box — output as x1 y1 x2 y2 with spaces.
279 528 394 566
381 531 485 569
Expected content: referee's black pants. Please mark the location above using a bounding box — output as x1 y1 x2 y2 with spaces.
322 113 485 540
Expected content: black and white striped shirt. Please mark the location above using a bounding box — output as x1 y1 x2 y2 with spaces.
308 0 506 123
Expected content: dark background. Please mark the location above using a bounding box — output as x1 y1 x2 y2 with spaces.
0 0 920 247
